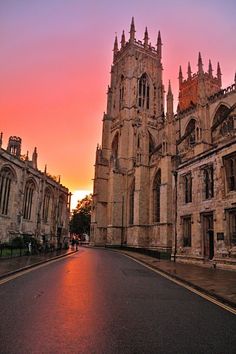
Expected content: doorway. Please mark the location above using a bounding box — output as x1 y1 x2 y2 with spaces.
202 213 214 260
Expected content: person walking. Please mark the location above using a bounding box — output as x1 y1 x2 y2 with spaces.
75 238 79 251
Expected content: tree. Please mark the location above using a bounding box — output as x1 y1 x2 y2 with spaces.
69 194 92 237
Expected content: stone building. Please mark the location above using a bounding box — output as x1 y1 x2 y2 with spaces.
0 134 71 246
175 56 236 269
91 18 236 269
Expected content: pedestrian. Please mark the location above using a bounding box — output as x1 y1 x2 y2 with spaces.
28 241 32 253
75 238 79 251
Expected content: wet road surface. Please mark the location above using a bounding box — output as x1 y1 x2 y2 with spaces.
0 247 236 353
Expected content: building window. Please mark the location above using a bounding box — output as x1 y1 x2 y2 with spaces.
185 119 196 147
203 166 214 199
224 153 236 191
0 168 14 215
23 180 35 220
138 73 150 110
119 75 125 110
153 169 161 222
129 181 135 225
184 173 192 203
111 133 119 169
43 188 51 223
183 216 192 247
229 210 236 245
57 195 64 226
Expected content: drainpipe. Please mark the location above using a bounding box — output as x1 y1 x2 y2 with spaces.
121 194 124 246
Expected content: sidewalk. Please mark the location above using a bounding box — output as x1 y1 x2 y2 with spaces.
113 248 236 309
0 249 77 279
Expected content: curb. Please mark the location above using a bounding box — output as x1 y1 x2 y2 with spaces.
0 250 78 280
111 249 236 311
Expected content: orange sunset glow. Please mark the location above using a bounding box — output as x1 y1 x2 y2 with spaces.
1 0 235 205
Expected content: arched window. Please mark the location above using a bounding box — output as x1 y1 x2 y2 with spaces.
211 104 235 142
0 168 14 215
129 180 135 225
138 73 150 110
212 104 229 128
119 75 125 110
43 188 52 223
153 170 161 222
111 133 119 169
58 195 64 226
23 180 35 220
185 119 196 146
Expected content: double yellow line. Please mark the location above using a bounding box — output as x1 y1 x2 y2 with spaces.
123 254 236 316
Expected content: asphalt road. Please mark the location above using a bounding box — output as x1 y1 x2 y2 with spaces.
0 247 235 354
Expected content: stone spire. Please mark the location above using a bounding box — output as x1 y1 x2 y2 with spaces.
129 17 136 42
217 62 222 86
44 164 47 174
187 62 192 79
157 31 162 59
121 30 126 48
198 52 204 74
113 35 118 61
0 132 2 148
208 59 213 77
167 80 174 119
144 27 149 48
32 147 38 169
178 65 183 86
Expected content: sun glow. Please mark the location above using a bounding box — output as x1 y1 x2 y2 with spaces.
71 190 92 210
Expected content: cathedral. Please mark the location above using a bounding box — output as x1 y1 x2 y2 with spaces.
91 18 236 270
0 134 70 247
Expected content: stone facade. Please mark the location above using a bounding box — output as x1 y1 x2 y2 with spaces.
91 18 236 269
0 134 71 246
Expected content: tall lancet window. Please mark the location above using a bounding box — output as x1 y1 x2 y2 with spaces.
23 180 35 220
0 167 14 215
185 119 196 147
119 75 125 110
153 169 161 222
111 133 119 169
129 180 135 225
58 195 64 226
43 188 52 223
138 73 150 110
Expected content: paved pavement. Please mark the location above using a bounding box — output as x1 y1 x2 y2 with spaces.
0 248 78 278
0 246 236 309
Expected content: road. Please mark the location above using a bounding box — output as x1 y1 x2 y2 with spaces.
0 247 235 354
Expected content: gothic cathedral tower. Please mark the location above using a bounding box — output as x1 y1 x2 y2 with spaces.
91 18 174 254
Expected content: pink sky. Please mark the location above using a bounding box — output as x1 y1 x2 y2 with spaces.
0 0 235 206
